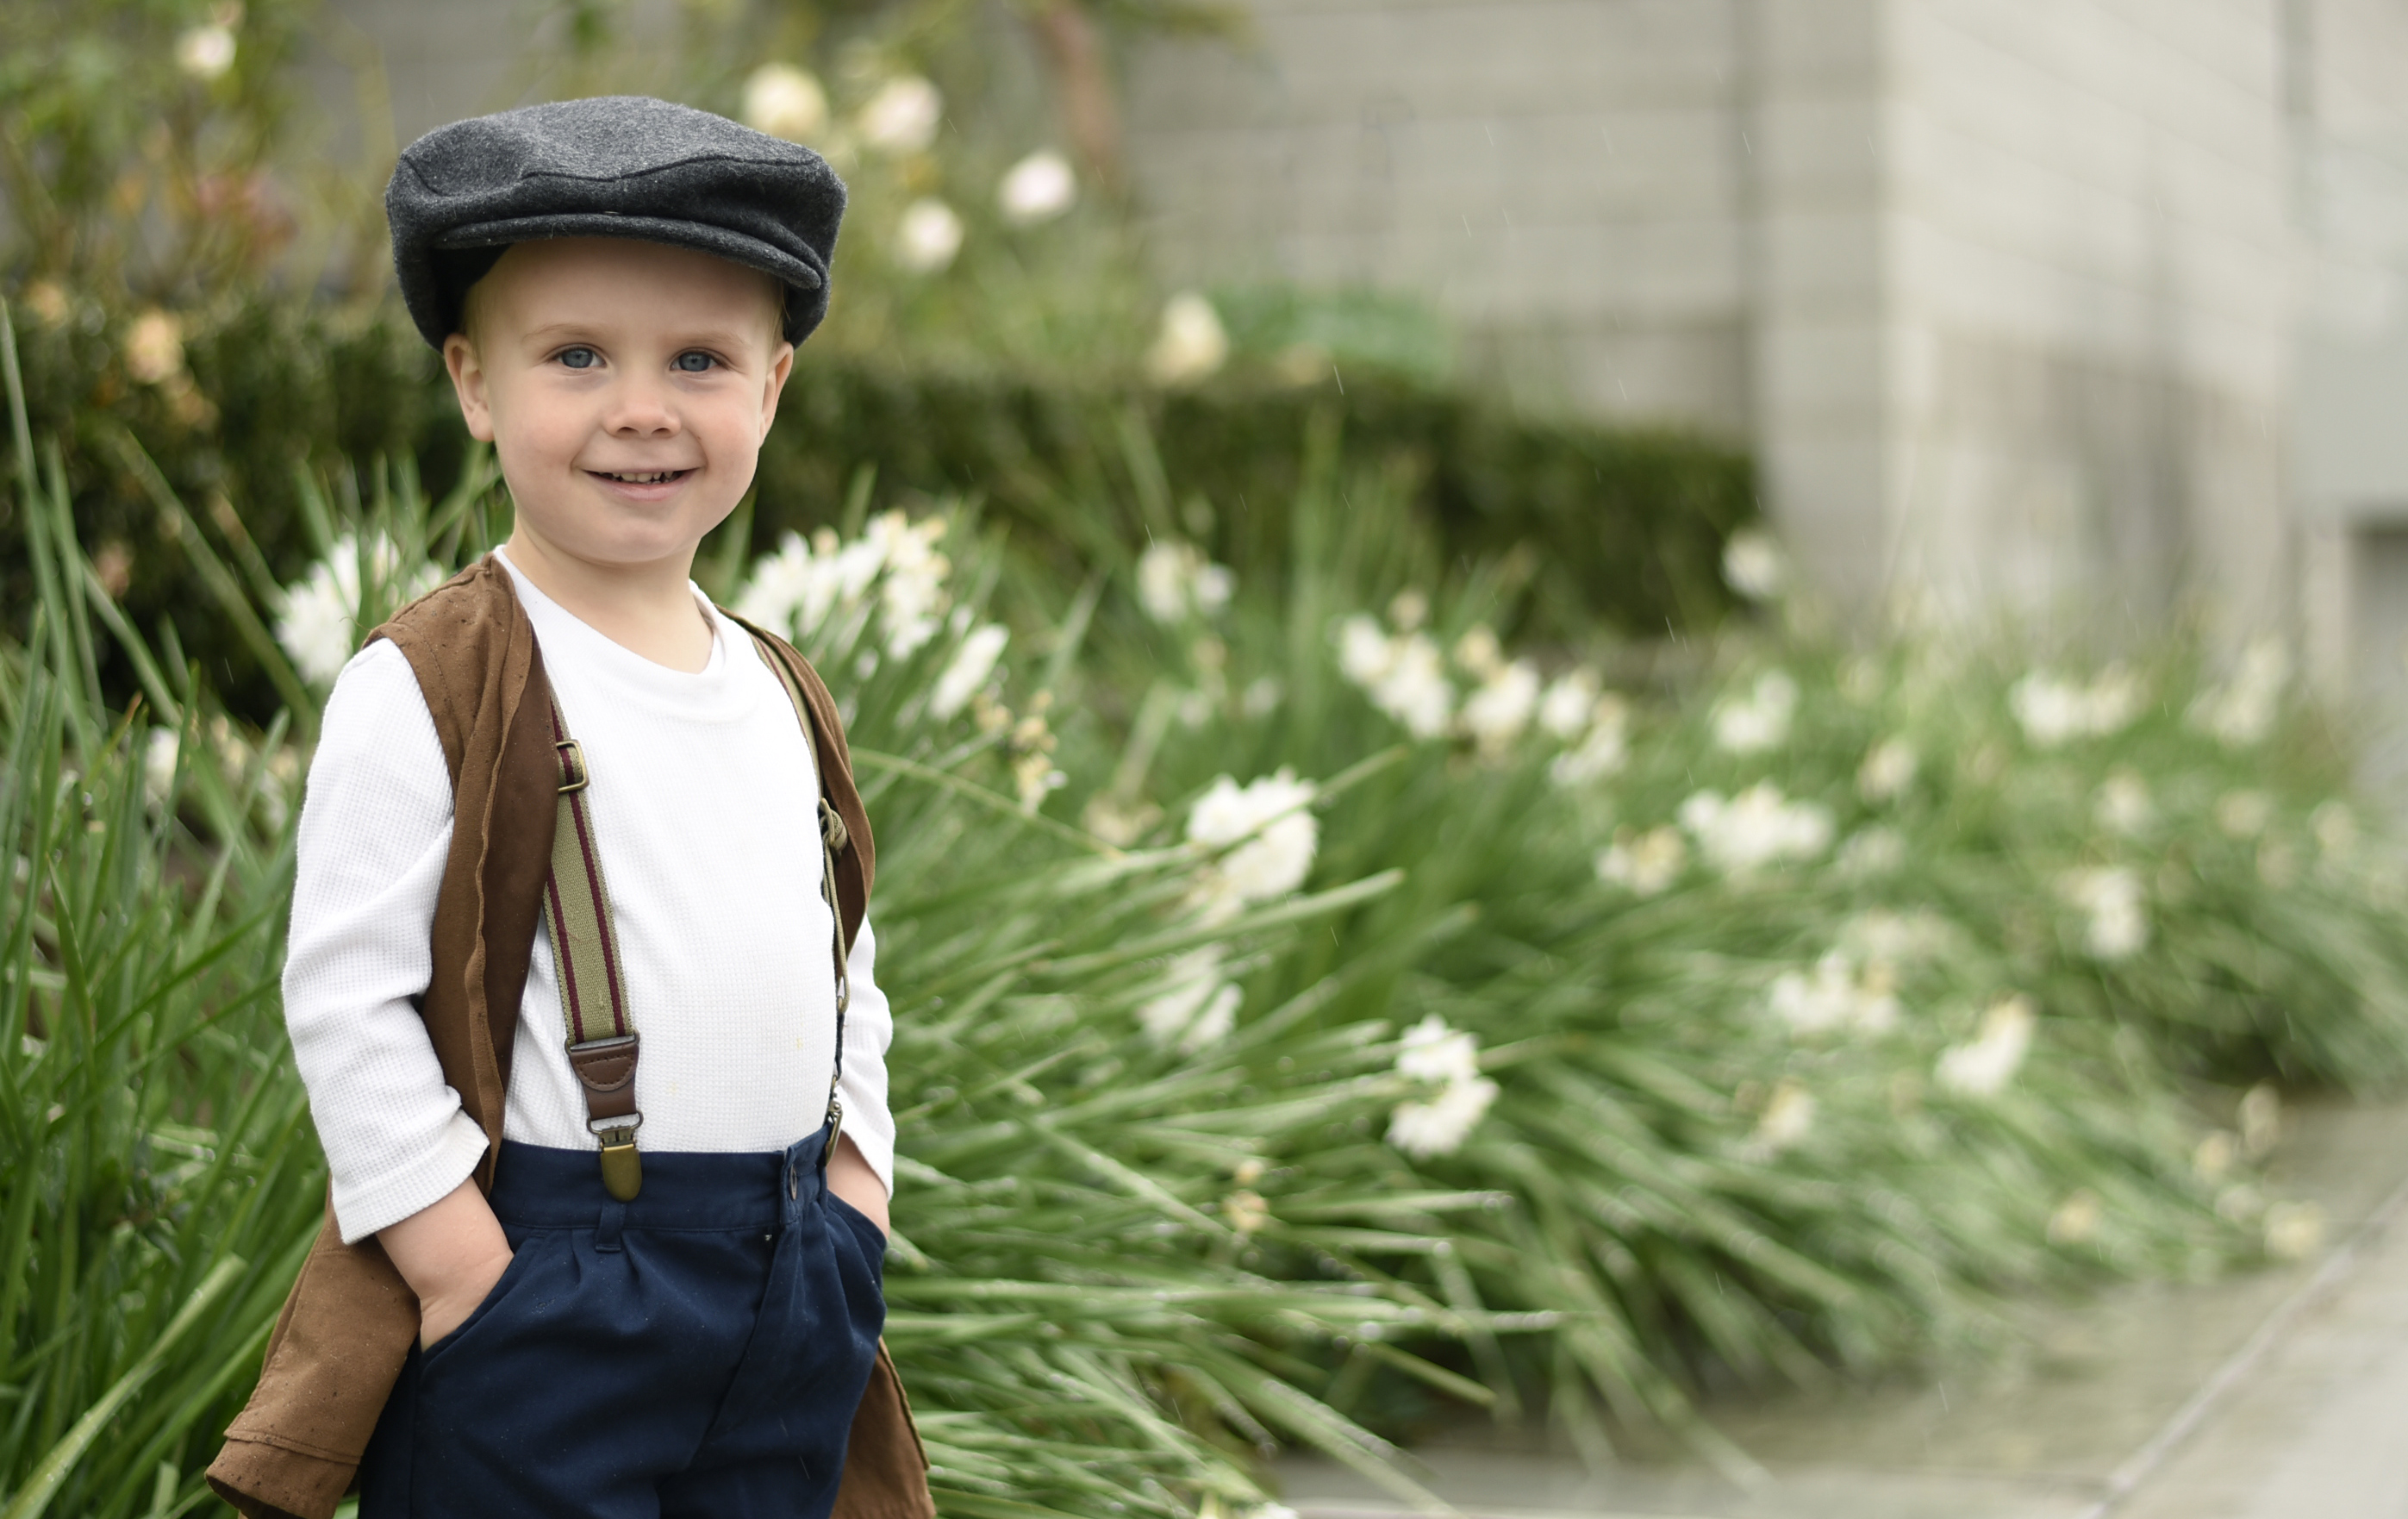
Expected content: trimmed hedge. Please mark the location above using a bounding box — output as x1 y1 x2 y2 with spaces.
3 292 1754 717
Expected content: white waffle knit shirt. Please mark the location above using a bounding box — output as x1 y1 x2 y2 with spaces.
285 547 895 1244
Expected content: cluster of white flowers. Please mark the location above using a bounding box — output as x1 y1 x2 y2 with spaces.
276 534 442 687
1136 541 1235 625
1936 994 2037 1097
1677 784 1834 875
2009 666 2143 747
1337 614 1453 739
1147 292 1230 385
1856 737 1918 803
2062 867 2148 960
2216 789 2274 840
1597 824 1687 896
1387 1016 1500 1160
1336 610 1626 772
735 510 963 663
1712 671 1799 753
1186 769 1319 922
1768 951 1900 1038
2187 638 2288 748
1138 945 1243 1052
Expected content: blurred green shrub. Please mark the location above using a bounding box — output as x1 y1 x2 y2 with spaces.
3 291 1753 720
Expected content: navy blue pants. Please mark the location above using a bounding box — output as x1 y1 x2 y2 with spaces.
359 1128 886 1518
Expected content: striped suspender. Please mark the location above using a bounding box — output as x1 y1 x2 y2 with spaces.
540 632 852 1202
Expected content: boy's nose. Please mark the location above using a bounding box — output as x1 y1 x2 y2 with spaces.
603 381 680 437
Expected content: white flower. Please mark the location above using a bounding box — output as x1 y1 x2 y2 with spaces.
2189 638 2287 747
895 198 964 272
1745 1079 1816 1159
2095 770 2155 836
1138 947 1242 1051
2264 1201 2324 1260
1146 292 1228 385
1136 541 1232 624
858 75 943 153
742 63 828 141
1538 670 1599 740
1369 633 1454 739
1337 615 1394 685
1937 995 2037 1097
2010 666 2143 747
1768 951 1899 1037
276 534 440 686
1857 738 1918 803
144 728 180 808
1678 784 1833 875
176 24 237 80
1712 670 1799 753
1550 694 1630 785
2216 790 2274 840
931 624 1008 720
124 310 185 386
1188 769 1319 919
1596 826 1685 896
1388 1074 1499 1160
1452 626 1504 680
1721 528 1786 602
865 511 952 656
1395 1015 1480 1085
998 149 1077 224
1460 660 1541 758
2062 867 2147 960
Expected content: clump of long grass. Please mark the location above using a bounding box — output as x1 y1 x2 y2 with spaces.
1025 417 2407 1458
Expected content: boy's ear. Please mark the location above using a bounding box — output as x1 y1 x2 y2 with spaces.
443 333 497 443
758 340 795 441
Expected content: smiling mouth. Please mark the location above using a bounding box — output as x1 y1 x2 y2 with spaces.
592 469 693 484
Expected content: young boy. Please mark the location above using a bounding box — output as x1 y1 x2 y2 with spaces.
204 97 931 1519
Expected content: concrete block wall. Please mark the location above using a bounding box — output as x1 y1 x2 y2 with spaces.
1124 0 1759 434
1124 0 2316 638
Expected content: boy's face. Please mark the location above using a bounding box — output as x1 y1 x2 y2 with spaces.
442 237 795 578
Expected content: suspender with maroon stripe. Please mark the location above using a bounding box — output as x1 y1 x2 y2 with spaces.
541 630 854 1202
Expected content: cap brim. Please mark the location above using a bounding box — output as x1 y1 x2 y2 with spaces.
434 213 825 294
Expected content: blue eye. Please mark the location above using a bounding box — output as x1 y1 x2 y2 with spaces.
673 352 716 373
558 347 598 370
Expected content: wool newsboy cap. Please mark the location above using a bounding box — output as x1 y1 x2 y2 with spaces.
387 95 846 350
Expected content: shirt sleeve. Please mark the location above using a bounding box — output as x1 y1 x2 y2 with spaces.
284 639 490 1243
835 916 898 1197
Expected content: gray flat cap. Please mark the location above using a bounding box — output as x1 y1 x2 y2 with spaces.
387 95 845 350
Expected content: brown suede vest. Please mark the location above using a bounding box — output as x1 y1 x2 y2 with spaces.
204 555 933 1519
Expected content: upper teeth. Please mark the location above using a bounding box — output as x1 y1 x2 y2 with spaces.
607 472 679 483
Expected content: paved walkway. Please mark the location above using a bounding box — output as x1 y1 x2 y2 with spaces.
1273 1097 2408 1519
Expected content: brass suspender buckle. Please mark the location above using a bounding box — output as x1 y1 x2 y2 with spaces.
556 738 590 794
593 1122 642 1201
